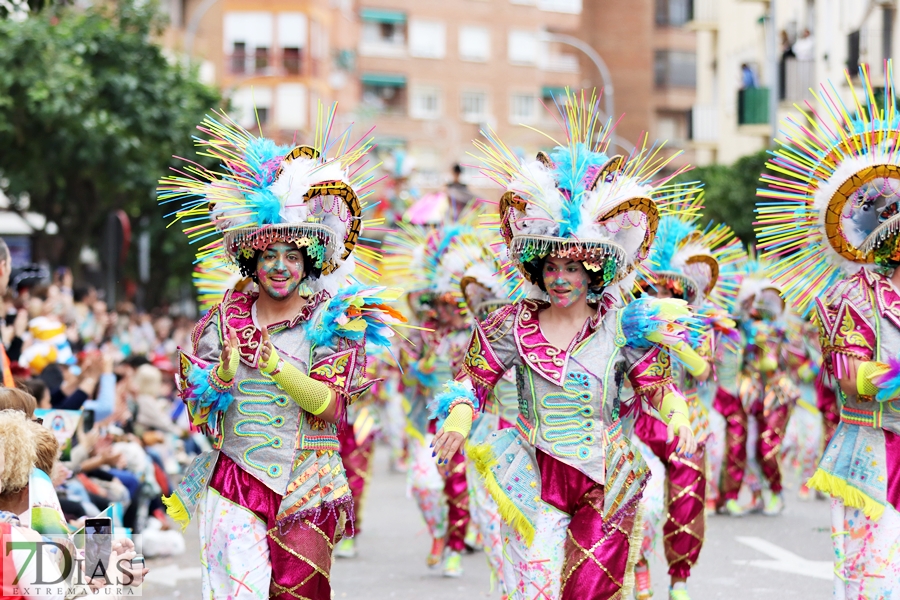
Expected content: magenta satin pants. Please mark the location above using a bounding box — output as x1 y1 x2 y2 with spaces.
634 411 706 578
536 449 641 599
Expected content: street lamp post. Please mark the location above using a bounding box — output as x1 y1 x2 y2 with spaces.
536 31 631 151
537 31 615 121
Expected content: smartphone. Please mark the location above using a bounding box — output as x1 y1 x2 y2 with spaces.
81 409 95 433
131 555 145 570
84 517 112 581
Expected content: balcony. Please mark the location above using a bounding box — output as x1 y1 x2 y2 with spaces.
782 58 815 104
541 53 580 73
690 105 718 142
687 0 718 29
227 49 307 77
738 88 769 125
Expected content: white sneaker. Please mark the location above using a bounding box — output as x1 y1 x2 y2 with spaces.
763 491 784 516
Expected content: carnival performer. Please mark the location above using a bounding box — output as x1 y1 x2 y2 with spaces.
157 108 404 599
385 221 478 577
429 91 706 600
448 234 525 597
756 61 900 598
632 205 743 600
712 253 797 516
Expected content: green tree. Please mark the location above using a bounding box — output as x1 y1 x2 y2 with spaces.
0 0 220 306
678 150 770 245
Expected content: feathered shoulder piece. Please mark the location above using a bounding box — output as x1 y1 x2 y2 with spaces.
305 284 407 350
618 297 703 350
757 62 900 316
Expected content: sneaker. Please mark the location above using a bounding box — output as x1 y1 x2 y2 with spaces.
464 526 480 554
634 567 653 599
705 497 717 515
723 499 745 517
798 484 811 501
442 550 463 578
743 492 764 514
669 582 691 600
427 538 445 568
333 537 357 558
763 491 784 516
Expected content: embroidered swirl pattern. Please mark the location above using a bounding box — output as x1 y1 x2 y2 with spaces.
539 370 596 460
235 378 291 478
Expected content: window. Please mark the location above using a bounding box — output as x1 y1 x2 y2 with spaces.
360 10 407 57
461 90 489 122
508 30 538 65
278 12 307 74
361 73 407 115
231 86 273 129
459 26 490 62
276 84 307 130
655 0 693 26
509 93 537 124
537 0 582 14
409 20 446 59
223 12 274 74
654 50 696 87
410 86 441 119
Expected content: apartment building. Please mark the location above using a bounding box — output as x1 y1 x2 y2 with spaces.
689 0 900 166
352 0 584 189
162 0 346 141
580 0 698 170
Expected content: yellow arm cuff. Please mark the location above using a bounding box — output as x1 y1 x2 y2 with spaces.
216 348 239 383
441 404 474 438
669 340 709 378
659 391 691 432
857 361 886 397
260 345 333 415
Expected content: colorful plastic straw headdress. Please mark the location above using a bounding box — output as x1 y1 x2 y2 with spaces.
474 89 695 289
158 105 381 294
458 241 526 319
757 61 900 315
640 191 746 310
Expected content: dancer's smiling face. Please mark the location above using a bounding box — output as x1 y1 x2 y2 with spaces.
542 256 589 308
256 242 305 300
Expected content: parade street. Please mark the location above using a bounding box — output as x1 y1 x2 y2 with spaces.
142 447 834 599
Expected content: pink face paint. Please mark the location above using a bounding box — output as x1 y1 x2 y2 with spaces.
256 242 305 300
542 257 589 309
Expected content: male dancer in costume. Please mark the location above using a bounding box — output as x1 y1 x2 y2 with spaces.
159 110 402 599
633 205 743 600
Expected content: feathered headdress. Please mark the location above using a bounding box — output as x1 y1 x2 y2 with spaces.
757 61 900 315
158 104 382 294
475 89 696 287
640 191 746 310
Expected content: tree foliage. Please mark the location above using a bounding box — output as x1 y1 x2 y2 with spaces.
0 0 220 306
676 150 770 247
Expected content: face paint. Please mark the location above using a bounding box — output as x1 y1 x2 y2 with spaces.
542 257 589 308
256 242 305 300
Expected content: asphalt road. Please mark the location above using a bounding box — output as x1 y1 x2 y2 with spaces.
141 447 834 599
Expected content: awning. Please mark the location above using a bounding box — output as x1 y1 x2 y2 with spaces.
360 8 406 24
361 73 407 87
541 86 568 98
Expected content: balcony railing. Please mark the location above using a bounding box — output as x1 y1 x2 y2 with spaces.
690 0 718 24
782 58 815 103
542 54 580 73
691 105 718 141
227 49 307 77
738 88 769 125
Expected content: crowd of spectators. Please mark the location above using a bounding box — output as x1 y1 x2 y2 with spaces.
0 237 198 595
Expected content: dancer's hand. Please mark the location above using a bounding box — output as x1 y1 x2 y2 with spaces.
668 422 697 457
220 326 239 373
431 429 463 465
